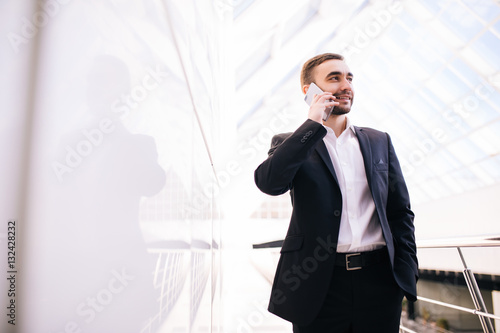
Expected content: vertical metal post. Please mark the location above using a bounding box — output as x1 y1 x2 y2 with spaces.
458 247 496 333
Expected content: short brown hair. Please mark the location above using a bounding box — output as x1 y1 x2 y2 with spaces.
300 53 344 87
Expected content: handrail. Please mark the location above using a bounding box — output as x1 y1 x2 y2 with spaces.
399 325 417 333
416 296 500 321
417 235 500 249
400 234 500 333
253 235 500 250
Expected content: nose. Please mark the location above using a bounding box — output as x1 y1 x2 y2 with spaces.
339 78 352 92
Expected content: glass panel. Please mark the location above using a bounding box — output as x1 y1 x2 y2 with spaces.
282 2 317 44
433 68 473 103
470 30 500 69
400 92 438 124
461 0 500 22
234 0 257 18
407 186 430 205
440 2 483 41
425 151 458 175
449 167 484 190
420 0 448 16
235 37 272 88
424 178 454 199
468 123 500 156
493 18 500 35
461 101 500 128
477 155 500 180
450 57 483 87
446 138 488 165
468 163 495 185
440 172 466 193
9 1 227 332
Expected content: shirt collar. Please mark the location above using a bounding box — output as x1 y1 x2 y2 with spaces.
346 117 356 134
323 117 356 135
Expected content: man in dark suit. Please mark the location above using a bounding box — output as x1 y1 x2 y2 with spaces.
254 53 418 332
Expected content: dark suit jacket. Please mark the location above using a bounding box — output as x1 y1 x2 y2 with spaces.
254 119 418 325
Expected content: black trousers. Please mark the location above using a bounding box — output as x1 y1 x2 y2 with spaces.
293 250 403 333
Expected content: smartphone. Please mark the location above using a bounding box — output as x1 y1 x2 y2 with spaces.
304 82 334 121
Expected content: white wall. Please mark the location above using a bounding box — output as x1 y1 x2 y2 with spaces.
413 183 500 275
0 1 230 332
414 183 500 239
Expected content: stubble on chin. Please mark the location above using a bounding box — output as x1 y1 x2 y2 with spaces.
331 106 350 115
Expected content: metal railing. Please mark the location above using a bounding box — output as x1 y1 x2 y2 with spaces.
400 235 500 333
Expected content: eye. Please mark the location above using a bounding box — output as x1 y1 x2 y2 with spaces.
347 77 353 82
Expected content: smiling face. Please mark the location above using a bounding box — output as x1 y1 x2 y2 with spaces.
311 59 354 115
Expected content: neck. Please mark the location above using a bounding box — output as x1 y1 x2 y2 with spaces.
324 114 347 137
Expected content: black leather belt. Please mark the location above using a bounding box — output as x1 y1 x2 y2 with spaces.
335 247 387 271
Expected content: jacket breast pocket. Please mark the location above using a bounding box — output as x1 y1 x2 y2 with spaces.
280 235 304 253
374 160 388 172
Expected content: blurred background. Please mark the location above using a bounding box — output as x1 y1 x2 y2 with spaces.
1 0 500 332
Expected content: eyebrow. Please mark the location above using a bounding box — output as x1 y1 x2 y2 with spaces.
325 71 354 79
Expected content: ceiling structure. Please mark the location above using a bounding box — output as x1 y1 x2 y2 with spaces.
231 0 500 208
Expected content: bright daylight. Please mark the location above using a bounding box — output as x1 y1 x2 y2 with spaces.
1 0 500 333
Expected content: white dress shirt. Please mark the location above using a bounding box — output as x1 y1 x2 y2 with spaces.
322 118 386 253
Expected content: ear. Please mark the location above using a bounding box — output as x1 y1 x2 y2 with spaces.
302 84 309 95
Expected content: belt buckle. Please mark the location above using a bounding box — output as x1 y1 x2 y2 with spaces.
346 253 362 271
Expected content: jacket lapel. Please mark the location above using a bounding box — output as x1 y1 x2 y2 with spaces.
316 127 374 189
355 127 394 254
315 142 339 186
354 127 373 189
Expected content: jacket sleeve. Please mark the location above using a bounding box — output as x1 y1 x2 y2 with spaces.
254 119 327 196
386 133 419 285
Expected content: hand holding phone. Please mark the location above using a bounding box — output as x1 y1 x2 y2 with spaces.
304 82 334 121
